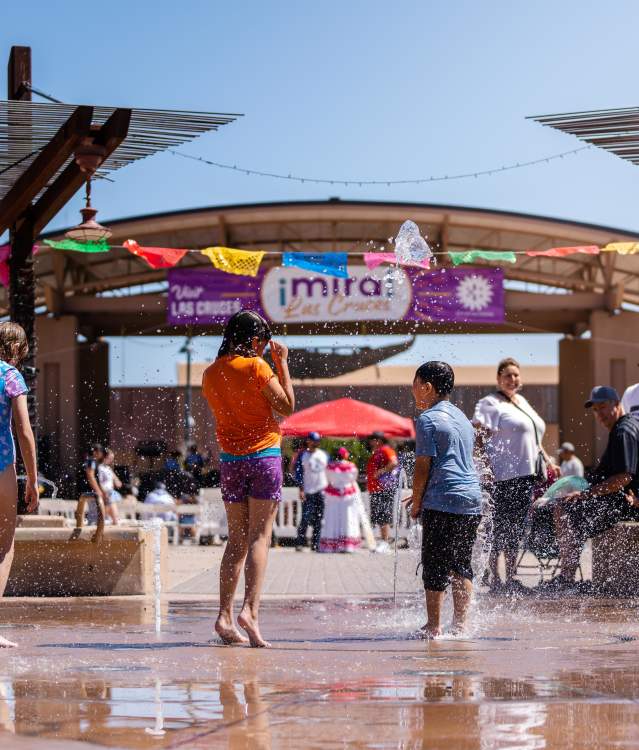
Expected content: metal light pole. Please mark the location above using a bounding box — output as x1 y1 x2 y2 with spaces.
180 336 194 448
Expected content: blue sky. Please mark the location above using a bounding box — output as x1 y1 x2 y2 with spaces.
4 1 639 384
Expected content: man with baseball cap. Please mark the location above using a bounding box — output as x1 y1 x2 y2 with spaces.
558 442 584 478
543 385 639 592
295 432 328 552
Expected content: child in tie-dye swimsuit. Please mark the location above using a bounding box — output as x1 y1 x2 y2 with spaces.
0 323 38 647
0 362 28 469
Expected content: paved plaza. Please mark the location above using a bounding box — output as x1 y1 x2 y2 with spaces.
169 545 424 598
167 544 592 599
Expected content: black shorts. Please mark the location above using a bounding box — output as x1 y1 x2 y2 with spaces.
563 491 633 545
492 476 535 553
421 509 482 591
369 490 394 526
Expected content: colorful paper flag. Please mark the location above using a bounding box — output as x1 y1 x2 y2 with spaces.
201 246 265 277
282 252 348 278
44 238 110 253
0 244 39 287
448 250 517 266
602 242 639 255
0 245 9 288
525 245 600 258
363 252 431 271
124 239 188 269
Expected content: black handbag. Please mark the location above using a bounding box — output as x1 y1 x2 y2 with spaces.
497 391 548 481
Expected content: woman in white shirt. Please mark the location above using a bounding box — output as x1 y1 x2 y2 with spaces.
473 358 551 593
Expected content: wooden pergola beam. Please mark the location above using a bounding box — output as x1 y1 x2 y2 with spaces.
28 108 131 236
0 105 94 235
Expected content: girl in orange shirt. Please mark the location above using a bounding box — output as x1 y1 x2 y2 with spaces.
202 311 294 647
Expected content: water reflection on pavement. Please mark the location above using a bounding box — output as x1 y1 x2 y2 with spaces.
0 596 637 748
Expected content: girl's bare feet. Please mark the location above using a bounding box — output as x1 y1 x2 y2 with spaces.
420 624 442 640
237 607 270 648
0 635 18 648
215 614 249 645
449 622 467 637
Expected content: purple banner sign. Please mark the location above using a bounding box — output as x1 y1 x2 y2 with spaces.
167 266 504 325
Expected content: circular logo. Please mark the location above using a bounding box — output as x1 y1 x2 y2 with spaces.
456 275 493 311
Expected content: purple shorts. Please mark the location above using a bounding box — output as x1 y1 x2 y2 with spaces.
220 456 283 503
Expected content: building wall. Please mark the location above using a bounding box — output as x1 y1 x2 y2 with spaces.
35 317 112 493
559 311 639 465
36 316 80 480
559 338 595 465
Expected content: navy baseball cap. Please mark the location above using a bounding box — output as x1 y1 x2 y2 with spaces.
307 432 321 441
584 385 620 408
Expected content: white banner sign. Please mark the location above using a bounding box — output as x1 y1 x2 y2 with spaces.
260 265 412 323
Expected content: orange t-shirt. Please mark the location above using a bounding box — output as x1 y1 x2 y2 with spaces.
202 355 281 456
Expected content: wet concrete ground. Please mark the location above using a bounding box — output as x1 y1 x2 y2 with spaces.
0 593 637 749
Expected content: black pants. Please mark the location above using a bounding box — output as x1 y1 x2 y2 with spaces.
422 509 482 591
296 492 324 550
492 475 536 555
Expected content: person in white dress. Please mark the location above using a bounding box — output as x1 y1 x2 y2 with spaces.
319 448 362 553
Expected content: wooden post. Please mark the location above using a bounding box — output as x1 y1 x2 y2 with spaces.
7 46 38 432
7 46 30 102
8 218 37 384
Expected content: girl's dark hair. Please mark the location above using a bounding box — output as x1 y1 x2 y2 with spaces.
497 357 520 376
218 310 272 357
414 361 455 395
0 322 28 367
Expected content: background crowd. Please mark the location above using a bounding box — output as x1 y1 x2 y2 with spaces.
75 351 639 596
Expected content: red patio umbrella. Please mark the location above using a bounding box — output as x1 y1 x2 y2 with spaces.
280 397 415 438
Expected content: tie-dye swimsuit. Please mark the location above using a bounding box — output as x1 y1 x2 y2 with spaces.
0 361 28 472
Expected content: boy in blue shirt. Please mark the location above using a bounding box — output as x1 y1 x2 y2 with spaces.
407 361 482 638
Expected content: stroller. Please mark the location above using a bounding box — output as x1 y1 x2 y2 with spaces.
517 503 563 582
516 475 587 583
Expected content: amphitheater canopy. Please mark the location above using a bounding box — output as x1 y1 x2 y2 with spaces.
11 200 639 336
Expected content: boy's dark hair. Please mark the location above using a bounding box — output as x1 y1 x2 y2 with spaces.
414 361 455 396
218 310 272 358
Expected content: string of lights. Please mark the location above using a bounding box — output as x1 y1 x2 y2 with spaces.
167 145 592 187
